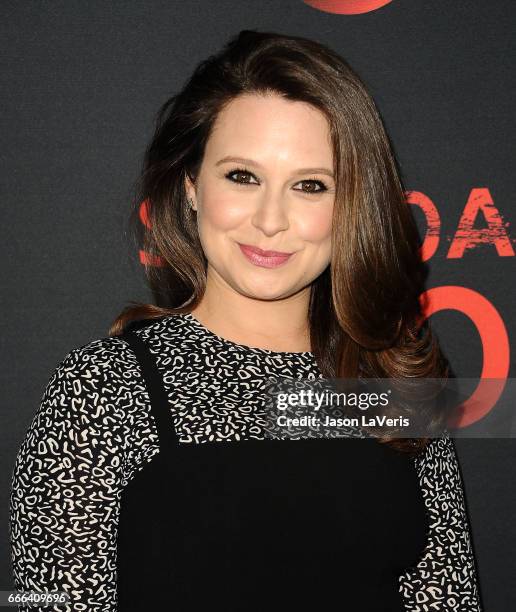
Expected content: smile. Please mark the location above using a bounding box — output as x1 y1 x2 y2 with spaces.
237 243 294 269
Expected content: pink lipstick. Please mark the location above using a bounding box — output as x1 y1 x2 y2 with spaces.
237 243 294 268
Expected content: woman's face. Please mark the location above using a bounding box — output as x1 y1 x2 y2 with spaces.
186 93 335 301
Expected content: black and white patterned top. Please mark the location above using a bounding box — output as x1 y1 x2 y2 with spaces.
9 312 482 611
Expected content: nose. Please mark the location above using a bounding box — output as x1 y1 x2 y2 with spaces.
250 189 290 237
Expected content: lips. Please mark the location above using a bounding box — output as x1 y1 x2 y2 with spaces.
240 244 292 257
237 243 294 269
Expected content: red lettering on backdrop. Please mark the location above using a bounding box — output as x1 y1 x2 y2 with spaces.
447 187 514 258
139 198 151 230
139 199 163 266
303 0 392 14
406 188 514 261
422 286 510 427
405 190 440 261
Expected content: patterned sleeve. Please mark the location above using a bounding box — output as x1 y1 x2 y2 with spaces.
8 338 137 612
398 432 483 611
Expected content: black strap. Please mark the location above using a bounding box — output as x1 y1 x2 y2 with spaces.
120 321 179 451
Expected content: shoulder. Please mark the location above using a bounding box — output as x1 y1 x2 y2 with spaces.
26 333 162 474
128 313 192 352
123 314 194 380
47 318 187 392
39 334 142 415
414 429 460 479
44 333 136 380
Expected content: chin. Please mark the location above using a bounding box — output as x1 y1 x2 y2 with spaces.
234 281 295 301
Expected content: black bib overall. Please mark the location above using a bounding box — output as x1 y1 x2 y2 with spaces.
116 323 429 611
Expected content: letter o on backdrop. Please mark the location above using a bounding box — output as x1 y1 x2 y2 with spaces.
422 286 510 428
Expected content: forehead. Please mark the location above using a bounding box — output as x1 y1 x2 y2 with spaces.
204 93 333 163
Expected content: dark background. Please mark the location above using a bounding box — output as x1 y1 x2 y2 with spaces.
2 1 515 610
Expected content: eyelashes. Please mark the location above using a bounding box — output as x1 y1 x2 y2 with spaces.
224 167 329 195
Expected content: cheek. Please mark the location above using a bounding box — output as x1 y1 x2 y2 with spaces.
198 193 248 233
297 207 333 243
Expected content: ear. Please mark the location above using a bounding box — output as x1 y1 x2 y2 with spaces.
184 172 197 204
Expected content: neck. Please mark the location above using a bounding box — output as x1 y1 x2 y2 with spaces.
190 277 312 353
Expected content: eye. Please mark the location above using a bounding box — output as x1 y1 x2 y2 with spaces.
293 179 328 195
224 167 259 185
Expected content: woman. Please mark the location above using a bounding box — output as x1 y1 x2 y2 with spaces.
10 30 482 611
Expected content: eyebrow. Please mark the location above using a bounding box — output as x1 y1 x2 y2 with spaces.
215 156 334 178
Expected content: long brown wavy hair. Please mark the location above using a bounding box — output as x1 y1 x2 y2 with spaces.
109 29 450 456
